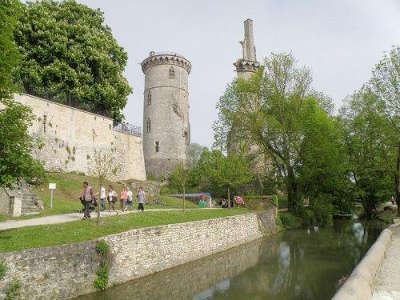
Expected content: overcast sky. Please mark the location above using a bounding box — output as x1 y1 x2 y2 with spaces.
79 0 400 148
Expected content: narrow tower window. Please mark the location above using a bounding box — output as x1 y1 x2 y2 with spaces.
43 114 47 133
147 91 151 105
169 66 175 79
146 118 151 133
155 141 159 152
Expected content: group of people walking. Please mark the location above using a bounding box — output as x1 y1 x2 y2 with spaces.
80 181 146 219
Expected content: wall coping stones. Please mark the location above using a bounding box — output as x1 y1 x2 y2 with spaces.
332 223 397 300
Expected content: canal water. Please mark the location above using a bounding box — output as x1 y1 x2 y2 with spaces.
76 220 383 300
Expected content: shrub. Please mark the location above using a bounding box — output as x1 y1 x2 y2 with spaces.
94 240 111 291
95 240 110 258
301 196 334 227
272 195 279 207
93 264 109 291
279 212 300 229
312 200 333 227
0 260 7 280
5 279 20 300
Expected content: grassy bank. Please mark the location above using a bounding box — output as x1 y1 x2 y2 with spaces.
0 172 196 221
0 209 247 253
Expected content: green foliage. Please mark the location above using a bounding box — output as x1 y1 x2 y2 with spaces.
13 0 131 120
279 212 301 229
0 260 7 280
272 195 279 207
0 99 46 188
340 87 395 218
0 0 22 100
94 240 110 291
214 52 347 214
299 196 333 227
5 279 20 300
95 240 110 258
195 149 253 199
94 264 109 291
368 46 400 215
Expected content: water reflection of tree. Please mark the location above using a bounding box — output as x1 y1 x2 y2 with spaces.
213 221 382 300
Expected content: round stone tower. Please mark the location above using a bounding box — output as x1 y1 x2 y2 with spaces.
141 51 191 178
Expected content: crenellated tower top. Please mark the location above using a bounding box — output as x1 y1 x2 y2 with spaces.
141 51 191 74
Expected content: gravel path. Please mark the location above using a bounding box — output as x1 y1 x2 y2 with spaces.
372 225 400 300
0 208 209 231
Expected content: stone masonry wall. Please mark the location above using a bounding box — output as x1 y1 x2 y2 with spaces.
0 210 276 299
14 94 146 181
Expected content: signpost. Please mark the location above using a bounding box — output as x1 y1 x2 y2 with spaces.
49 183 56 208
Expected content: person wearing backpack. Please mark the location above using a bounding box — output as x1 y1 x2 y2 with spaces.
80 181 94 220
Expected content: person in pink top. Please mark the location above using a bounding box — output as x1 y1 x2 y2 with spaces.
120 185 128 212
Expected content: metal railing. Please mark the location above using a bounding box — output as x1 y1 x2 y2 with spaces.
113 122 142 137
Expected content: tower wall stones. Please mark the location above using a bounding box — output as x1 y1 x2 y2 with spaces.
13 94 146 181
141 52 191 178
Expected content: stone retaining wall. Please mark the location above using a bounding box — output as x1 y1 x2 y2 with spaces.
0 210 276 299
332 224 395 300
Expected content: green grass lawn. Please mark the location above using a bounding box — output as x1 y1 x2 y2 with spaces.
0 172 197 221
0 209 248 253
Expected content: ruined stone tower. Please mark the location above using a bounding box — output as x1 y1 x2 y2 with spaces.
234 19 260 79
141 51 191 178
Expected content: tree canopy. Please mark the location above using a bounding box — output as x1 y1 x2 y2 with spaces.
0 99 45 188
13 0 131 121
0 0 22 100
214 53 347 213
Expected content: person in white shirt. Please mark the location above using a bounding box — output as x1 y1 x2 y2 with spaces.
100 185 106 210
107 185 116 212
127 187 133 210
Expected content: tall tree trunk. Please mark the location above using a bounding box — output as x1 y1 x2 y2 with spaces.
287 167 298 212
97 178 102 225
183 186 186 212
228 187 231 209
395 144 400 216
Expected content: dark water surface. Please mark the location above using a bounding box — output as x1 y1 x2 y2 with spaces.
76 220 383 300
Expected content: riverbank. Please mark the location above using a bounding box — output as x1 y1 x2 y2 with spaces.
0 209 277 299
0 209 247 253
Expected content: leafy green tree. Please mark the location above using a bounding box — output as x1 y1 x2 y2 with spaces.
216 53 339 211
88 149 121 223
196 150 252 206
340 87 395 218
168 163 191 211
369 46 400 214
0 99 45 188
13 0 131 121
0 0 22 100
0 0 44 188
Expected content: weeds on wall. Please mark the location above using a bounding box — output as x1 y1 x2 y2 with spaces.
0 260 7 280
93 240 111 291
5 279 20 300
